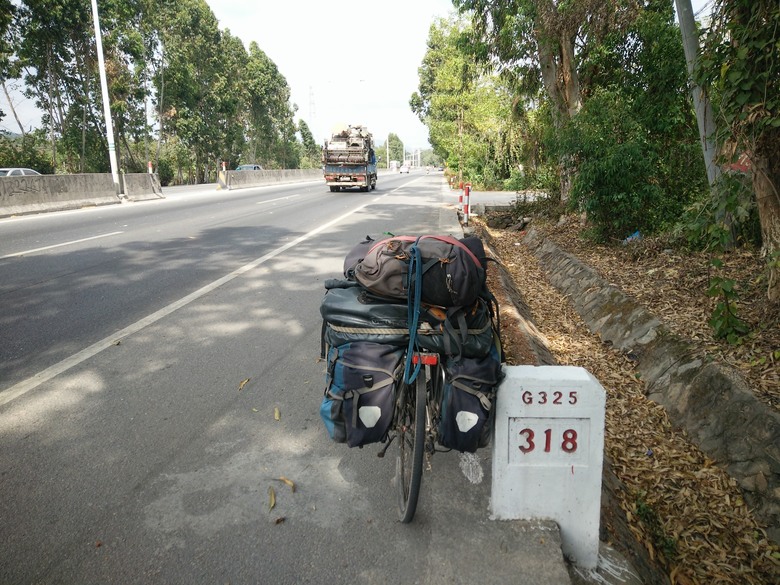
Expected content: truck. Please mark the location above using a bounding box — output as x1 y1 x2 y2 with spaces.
322 125 377 192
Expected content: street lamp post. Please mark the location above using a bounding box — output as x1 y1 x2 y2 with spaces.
90 0 122 196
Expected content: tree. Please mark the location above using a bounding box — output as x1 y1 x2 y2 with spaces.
560 0 706 240
297 119 320 168
454 0 639 198
697 0 780 301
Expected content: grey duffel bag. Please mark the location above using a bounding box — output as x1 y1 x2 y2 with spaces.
320 281 495 359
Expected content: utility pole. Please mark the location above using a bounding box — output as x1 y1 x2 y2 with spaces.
91 0 122 196
676 0 720 186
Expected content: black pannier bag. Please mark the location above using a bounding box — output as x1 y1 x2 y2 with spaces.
320 341 404 447
438 345 504 453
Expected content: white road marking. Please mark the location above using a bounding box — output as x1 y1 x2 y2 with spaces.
256 194 301 205
0 231 124 259
0 198 382 406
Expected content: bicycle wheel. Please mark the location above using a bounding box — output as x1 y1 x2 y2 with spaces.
396 372 426 523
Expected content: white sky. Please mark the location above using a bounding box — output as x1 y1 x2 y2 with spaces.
2 0 711 148
204 0 456 149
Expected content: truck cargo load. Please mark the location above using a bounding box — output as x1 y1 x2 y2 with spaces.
322 125 377 192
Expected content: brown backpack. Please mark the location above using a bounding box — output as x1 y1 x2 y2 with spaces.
351 235 486 308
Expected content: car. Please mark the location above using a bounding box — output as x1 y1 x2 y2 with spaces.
0 167 41 176
236 164 263 171
399 165 409 174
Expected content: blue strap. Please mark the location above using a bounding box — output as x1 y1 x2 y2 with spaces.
403 241 423 384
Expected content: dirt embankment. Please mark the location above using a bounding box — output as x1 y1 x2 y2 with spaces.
477 216 780 585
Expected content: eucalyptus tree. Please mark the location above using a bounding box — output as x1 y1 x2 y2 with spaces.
556 0 706 240
410 17 480 180
14 0 95 168
412 17 524 187
697 0 780 301
153 0 229 182
452 0 641 198
243 41 297 169
297 119 320 168
1 0 19 130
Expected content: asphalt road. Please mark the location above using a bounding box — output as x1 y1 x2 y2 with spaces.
1 171 572 584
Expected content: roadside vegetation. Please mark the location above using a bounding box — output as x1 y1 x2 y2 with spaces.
408 1 779 583
411 0 779 309
0 0 320 183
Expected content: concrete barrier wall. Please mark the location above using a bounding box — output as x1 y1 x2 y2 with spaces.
0 172 166 218
225 168 322 190
123 173 163 202
0 173 120 218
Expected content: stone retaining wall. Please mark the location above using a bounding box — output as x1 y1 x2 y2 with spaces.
522 227 780 543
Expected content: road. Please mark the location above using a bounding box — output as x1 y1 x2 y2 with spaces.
1 171 556 584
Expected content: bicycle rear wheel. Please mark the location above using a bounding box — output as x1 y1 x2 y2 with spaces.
396 372 426 523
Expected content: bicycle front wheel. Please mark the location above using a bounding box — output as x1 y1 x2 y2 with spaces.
396 372 426 523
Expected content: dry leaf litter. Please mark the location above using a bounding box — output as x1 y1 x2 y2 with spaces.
478 215 780 585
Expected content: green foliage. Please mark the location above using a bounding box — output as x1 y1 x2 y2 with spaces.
502 164 556 192
634 492 678 563
675 172 761 251
707 258 750 343
506 190 564 222
559 88 668 242
412 16 528 189
5 0 303 181
0 131 54 173
696 1 780 151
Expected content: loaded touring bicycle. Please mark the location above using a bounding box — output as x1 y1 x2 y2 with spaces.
319 234 504 522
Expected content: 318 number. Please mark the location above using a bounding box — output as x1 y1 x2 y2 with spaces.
518 428 578 454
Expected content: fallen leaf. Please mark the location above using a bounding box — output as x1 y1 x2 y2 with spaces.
276 477 296 493
274 407 281 421
274 517 286 525
268 486 276 512
238 378 250 391
252 408 258 413
113 340 121 346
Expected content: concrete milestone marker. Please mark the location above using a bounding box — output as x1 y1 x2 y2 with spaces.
491 366 606 569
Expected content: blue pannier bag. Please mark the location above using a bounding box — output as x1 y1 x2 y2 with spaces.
438 345 503 453
320 341 404 447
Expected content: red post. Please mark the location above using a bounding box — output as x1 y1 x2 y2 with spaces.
147 160 153 174
464 183 471 225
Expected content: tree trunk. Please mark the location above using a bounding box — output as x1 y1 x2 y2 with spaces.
560 32 581 117
1 81 27 136
753 151 780 302
675 0 721 186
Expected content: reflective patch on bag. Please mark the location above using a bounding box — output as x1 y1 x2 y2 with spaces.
359 405 382 428
455 410 480 433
